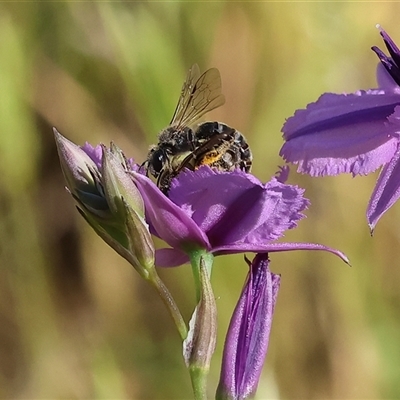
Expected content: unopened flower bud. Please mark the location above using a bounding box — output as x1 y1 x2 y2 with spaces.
54 128 107 214
102 145 144 218
216 254 280 400
54 128 155 278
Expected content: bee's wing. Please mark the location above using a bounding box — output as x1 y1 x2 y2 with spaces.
169 64 201 125
170 65 226 128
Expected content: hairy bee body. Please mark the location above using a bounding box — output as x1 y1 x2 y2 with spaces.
144 65 252 193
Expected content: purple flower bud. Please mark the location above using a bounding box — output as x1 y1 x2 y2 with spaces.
217 254 280 400
54 128 108 215
54 129 155 276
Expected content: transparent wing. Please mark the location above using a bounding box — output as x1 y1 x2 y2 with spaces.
169 64 201 125
169 65 225 128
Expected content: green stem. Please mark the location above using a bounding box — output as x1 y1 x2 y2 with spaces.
187 254 217 400
189 250 214 302
147 268 188 340
189 365 208 400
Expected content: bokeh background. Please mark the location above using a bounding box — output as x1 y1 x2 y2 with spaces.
1 2 400 399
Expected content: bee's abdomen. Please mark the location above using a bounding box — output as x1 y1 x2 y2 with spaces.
195 122 252 173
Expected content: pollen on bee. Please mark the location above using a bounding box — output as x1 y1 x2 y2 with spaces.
199 151 224 166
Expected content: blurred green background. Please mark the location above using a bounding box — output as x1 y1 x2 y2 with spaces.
1 2 400 399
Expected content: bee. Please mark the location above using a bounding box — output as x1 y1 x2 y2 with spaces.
144 64 252 193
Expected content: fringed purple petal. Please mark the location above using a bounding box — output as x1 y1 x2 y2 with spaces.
280 91 400 177
233 179 308 247
169 166 261 233
275 165 290 183
169 167 309 248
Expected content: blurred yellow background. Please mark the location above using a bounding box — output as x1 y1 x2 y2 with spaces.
1 2 400 399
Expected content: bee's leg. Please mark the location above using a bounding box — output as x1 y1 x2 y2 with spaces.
156 156 174 193
186 129 196 152
140 160 150 176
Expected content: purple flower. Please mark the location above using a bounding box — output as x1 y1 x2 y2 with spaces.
130 166 349 267
279 27 400 231
56 133 349 399
216 253 280 400
58 132 348 266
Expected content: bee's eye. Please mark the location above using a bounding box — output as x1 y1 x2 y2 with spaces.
149 150 166 176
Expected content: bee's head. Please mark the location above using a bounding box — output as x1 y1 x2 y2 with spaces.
146 146 170 178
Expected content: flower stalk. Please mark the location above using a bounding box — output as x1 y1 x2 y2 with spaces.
147 268 188 340
189 250 214 302
184 256 217 400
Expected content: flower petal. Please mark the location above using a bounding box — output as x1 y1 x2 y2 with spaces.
367 142 400 231
131 171 210 252
376 63 400 90
234 179 309 246
275 165 290 183
155 248 190 267
169 167 309 247
213 242 349 264
82 142 103 169
280 91 400 176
